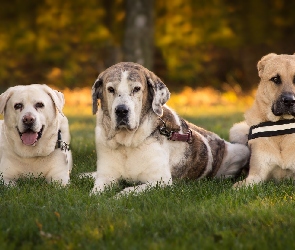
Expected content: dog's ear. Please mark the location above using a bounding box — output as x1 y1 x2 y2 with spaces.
43 85 65 117
0 88 13 114
257 53 277 78
143 68 170 117
92 71 105 115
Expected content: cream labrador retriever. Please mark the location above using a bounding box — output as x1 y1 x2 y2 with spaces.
0 84 72 185
230 53 295 187
88 62 249 195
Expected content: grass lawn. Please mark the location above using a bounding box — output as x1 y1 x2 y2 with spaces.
1 105 295 249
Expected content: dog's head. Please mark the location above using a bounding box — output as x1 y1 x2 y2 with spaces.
92 62 170 131
257 53 295 119
0 84 64 149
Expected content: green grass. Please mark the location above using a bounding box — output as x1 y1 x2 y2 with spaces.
1 108 295 249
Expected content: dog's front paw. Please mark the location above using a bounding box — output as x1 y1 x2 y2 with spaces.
3 179 17 186
233 180 247 189
90 186 106 195
233 176 263 189
114 187 137 199
78 172 97 179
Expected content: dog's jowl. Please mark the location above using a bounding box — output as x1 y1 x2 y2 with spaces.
88 62 250 195
0 84 72 185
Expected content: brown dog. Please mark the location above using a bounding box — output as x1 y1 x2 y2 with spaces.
230 53 295 187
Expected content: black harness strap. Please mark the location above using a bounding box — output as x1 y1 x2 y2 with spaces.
248 119 295 140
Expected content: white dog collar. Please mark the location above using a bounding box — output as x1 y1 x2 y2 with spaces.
248 119 295 140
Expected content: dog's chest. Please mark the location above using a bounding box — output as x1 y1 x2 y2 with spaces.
252 135 295 170
105 139 169 179
277 135 295 169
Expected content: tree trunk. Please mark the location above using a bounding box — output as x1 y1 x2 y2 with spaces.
123 0 154 70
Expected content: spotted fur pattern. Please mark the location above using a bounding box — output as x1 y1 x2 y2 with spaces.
89 62 250 195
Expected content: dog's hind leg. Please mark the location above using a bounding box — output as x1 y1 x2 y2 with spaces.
229 121 249 145
215 142 250 178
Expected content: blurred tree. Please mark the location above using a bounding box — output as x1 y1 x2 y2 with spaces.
123 0 154 69
155 0 235 90
1 0 295 91
101 0 125 68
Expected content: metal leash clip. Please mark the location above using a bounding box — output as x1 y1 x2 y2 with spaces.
56 130 71 151
158 117 193 143
158 117 172 138
58 141 70 152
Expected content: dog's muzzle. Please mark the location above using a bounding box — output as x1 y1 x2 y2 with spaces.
115 104 129 128
17 113 44 146
272 92 295 116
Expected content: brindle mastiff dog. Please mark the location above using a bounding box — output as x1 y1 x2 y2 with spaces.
89 62 249 195
230 53 295 187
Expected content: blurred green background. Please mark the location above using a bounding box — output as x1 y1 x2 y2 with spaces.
0 0 294 92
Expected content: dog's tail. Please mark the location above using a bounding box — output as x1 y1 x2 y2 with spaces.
229 121 249 146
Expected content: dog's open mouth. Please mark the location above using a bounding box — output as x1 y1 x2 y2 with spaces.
17 126 44 146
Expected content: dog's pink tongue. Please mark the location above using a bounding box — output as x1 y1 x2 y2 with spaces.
21 132 38 145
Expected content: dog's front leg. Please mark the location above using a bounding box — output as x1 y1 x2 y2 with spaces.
118 179 172 197
91 174 119 194
233 150 276 188
117 168 172 197
3 177 17 186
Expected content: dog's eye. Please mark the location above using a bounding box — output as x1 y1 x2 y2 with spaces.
270 75 282 85
14 103 23 110
107 87 115 94
35 102 44 109
133 86 141 93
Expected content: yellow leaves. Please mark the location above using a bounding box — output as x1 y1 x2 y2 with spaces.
88 228 101 240
16 31 36 49
47 67 62 81
0 34 7 51
167 86 253 117
54 211 61 221
35 212 62 240
109 224 114 233
54 85 253 117
168 87 221 108
35 219 43 231
209 26 235 42
283 194 294 202
61 87 92 108
80 226 103 240
87 26 111 42
36 219 53 239
221 91 238 104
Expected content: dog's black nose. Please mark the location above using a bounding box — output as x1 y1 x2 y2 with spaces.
282 93 295 107
115 105 129 117
22 114 35 125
